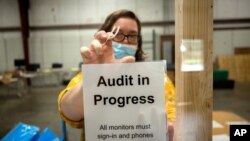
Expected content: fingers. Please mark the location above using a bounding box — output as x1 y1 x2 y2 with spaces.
92 31 113 55
91 39 103 55
80 46 92 64
94 30 108 43
81 37 114 64
117 56 136 63
94 30 114 46
80 46 91 58
167 121 175 141
81 30 136 64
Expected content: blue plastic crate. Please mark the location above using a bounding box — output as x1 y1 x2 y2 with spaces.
1 122 40 141
37 128 60 141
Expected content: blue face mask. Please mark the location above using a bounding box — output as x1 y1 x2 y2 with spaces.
112 41 137 59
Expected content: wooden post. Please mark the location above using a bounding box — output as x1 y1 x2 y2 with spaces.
18 0 31 85
18 0 30 69
175 0 213 141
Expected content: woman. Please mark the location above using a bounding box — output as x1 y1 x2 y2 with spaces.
58 9 176 141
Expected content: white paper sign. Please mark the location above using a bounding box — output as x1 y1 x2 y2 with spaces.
180 39 204 72
82 62 167 141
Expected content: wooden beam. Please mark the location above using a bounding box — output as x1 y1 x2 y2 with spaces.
175 0 213 141
0 27 21 32
18 0 30 69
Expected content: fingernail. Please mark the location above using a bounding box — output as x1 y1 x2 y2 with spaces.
103 34 107 39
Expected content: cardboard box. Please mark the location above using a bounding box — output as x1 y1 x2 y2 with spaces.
213 111 249 135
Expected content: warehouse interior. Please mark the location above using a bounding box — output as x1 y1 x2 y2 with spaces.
0 0 250 140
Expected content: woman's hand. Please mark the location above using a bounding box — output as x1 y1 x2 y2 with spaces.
167 121 175 141
80 30 135 64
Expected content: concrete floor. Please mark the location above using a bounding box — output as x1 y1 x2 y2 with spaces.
213 82 250 121
0 85 81 140
0 82 249 140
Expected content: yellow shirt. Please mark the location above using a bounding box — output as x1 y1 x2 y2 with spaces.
58 73 176 128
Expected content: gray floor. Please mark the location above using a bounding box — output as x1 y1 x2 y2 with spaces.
213 82 250 121
0 85 81 140
0 82 249 140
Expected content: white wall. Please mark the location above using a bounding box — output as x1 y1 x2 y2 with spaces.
28 0 165 26
213 30 250 61
214 0 250 19
29 29 96 69
0 0 250 71
212 0 250 61
0 0 20 27
0 32 23 71
0 0 167 71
